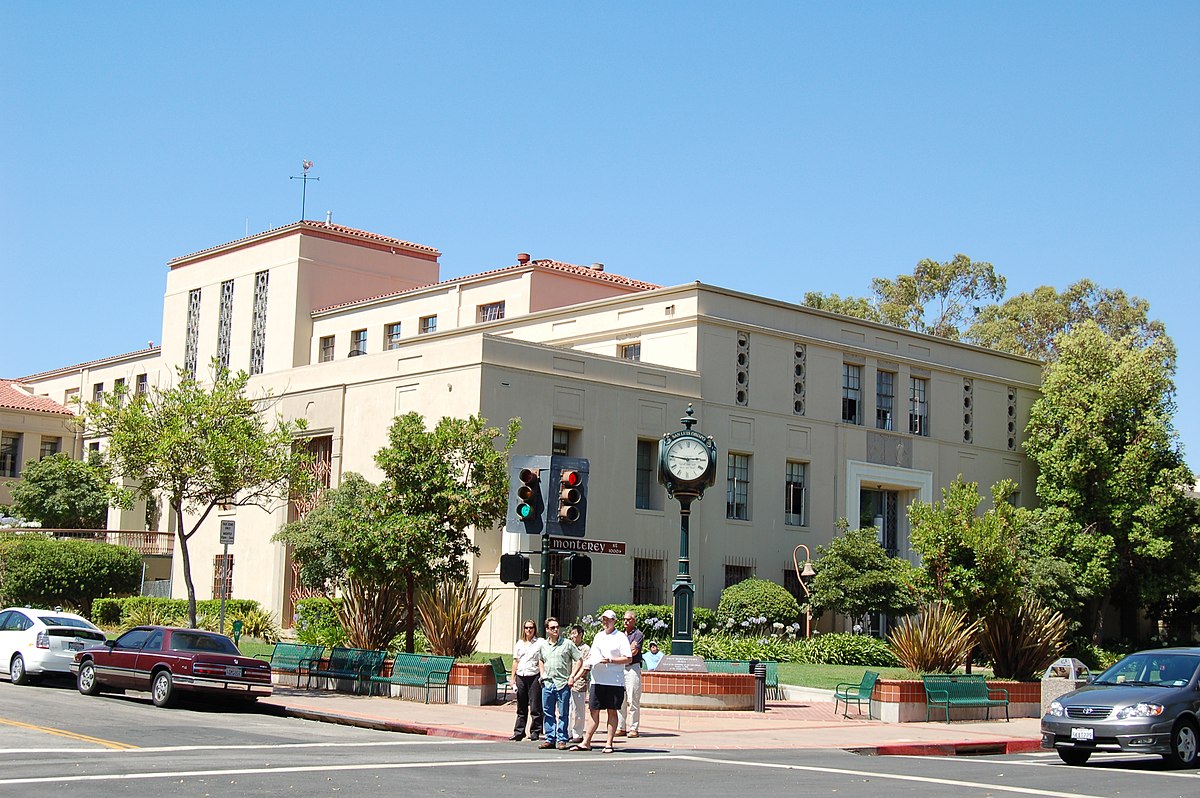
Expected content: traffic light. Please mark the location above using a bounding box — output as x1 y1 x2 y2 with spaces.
516 467 541 522
560 553 592 587
558 469 582 524
547 456 588 537
506 458 549 535
500 553 530 585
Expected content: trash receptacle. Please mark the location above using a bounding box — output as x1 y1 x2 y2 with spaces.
1041 657 1090 716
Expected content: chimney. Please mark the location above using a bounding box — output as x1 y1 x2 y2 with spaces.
517 253 531 265
591 263 605 271
324 211 333 227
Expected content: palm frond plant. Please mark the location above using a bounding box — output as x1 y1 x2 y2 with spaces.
981 597 1068 680
232 608 283 643
888 602 980 673
120 602 184 631
416 573 497 657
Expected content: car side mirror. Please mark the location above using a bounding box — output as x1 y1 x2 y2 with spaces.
105 639 117 649
1085 674 1095 684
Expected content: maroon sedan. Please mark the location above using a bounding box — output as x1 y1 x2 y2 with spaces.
71 625 272 707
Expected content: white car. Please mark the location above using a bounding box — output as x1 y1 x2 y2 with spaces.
0 607 108 685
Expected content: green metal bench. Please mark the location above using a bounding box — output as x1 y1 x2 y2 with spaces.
306 646 388 694
269 642 325 686
704 659 782 700
921 674 1010 722
370 652 455 703
833 670 879 719
489 656 511 703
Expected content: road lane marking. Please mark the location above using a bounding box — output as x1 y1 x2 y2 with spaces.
0 717 137 750
900 753 1200 780
0 739 490 755
0 753 1104 794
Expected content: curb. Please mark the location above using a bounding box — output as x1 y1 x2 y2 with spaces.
855 739 1044 757
261 703 509 742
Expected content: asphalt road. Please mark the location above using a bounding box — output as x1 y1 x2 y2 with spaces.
3 678 1200 798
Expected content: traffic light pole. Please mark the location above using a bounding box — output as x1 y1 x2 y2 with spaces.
538 531 551 630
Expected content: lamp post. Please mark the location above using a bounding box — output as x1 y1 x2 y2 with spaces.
792 544 816 638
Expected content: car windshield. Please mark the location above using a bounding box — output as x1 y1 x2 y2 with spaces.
1094 652 1200 687
37 615 95 629
169 631 239 655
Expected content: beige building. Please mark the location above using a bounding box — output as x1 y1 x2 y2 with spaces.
0 380 76 509
18 220 1042 650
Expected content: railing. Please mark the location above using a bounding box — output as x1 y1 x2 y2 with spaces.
2 528 175 557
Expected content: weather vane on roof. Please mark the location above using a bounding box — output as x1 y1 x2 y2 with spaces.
289 160 319 221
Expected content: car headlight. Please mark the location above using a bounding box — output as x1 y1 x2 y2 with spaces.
1115 702 1165 719
1048 701 1064 717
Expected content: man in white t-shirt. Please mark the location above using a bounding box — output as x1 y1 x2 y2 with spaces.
570 609 631 753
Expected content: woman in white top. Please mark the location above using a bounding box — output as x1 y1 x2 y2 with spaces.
510 619 544 741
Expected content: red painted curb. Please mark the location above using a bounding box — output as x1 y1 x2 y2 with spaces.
867 738 1042 757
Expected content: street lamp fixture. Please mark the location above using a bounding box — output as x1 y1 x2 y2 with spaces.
793 544 816 638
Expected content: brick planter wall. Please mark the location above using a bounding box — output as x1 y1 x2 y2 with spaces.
872 679 1042 723
641 671 755 710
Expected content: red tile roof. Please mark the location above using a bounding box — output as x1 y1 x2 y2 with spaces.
0 380 73 416
169 220 441 265
313 258 660 314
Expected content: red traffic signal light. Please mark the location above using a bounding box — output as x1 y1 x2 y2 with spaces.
559 470 582 524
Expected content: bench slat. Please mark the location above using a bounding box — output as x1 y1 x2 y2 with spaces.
369 653 456 703
921 674 1010 722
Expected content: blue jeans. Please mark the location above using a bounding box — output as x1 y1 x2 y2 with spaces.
541 682 571 743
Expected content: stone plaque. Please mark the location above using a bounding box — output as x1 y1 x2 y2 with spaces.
654 655 708 673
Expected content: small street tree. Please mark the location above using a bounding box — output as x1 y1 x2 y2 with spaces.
276 412 518 652
9 453 110 529
809 522 924 626
83 364 311 627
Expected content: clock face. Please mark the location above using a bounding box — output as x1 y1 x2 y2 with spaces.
665 436 710 482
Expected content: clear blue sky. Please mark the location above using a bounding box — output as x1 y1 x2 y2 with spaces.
3 3 1197 467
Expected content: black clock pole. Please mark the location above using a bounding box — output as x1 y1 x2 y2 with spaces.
672 493 697 655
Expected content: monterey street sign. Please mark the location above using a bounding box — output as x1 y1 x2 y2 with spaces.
549 536 626 556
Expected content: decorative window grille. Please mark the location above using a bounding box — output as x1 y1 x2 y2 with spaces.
785 461 807 526
216 279 234 371
184 288 202 378
1007 388 1018 450
724 564 753 588
633 558 664 605
212 554 234 600
876 371 895 430
962 378 973 443
793 344 806 415
735 331 750 406
842 364 862 424
385 322 402 350
250 270 269 375
726 453 750 520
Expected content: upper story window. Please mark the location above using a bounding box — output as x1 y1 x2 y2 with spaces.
477 302 505 323
350 329 367 356
620 342 641 361
420 315 437 335
842 364 862 425
726 453 750 521
250 270 269 376
319 336 335 363
184 288 202 379
910 377 929 436
39 437 61 460
385 322 402 350
635 439 659 510
92 382 105 402
552 428 573 456
135 374 148 395
876 371 895 430
0 433 20 478
785 461 807 527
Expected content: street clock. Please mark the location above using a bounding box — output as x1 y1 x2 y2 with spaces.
657 405 717 498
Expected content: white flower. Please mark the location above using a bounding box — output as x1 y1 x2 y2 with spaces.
773 622 784 630
741 620 750 627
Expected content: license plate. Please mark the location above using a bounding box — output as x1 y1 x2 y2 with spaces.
1070 727 1094 741
226 666 243 678
67 641 85 651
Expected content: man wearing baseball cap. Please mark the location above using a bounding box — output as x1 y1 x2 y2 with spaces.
570 609 631 753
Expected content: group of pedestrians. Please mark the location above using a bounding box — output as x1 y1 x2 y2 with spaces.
510 609 648 753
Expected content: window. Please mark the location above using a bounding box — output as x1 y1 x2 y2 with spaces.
114 378 126 402
39 437 61 460
633 558 664 605
92 382 105 401
842 364 861 424
250 270 269 375
552 428 572 456
87 441 101 460
726 453 750 520
724 564 753 588
184 287 202 378
909 377 929 436
876 371 894 430
65 387 79 407
216 278 234 370
385 322 402 350
212 554 234 600
419 315 437 334
635 439 659 510
349 329 367 356
0 433 19 478
319 336 335 363
477 301 505 322
620 342 641 361
135 374 148 395
785 461 807 526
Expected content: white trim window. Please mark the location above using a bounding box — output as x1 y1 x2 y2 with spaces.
909 377 929 436
842 364 862 425
785 461 807 527
726 453 750 520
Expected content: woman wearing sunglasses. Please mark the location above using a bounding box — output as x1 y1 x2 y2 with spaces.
509 619 544 741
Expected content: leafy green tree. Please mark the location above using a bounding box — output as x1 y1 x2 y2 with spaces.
83 364 311 627
803 254 1004 339
0 535 142 616
1024 322 1198 640
967 279 1171 363
10 453 110 529
809 522 923 625
277 412 518 652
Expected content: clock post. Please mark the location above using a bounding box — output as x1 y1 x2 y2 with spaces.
658 404 717 657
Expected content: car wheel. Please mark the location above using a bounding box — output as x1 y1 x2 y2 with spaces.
10 654 30 686
1163 719 1200 768
151 670 176 708
1057 748 1091 766
77 661 102 696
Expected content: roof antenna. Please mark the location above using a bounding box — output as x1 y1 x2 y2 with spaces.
289 160 319 221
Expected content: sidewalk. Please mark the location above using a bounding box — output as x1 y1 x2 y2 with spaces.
259 686 1043 756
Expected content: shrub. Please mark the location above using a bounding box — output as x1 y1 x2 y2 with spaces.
981 598 1068 680
417 574 497 657
294 597 350 648
694 633 805 662
717 579 801 630
593 604 673 641
232 608 283 643
0 535 141 616
888 602 979 673
801 633 900 667
694 606 717 636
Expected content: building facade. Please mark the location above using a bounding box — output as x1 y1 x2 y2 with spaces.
18 221 1042 649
